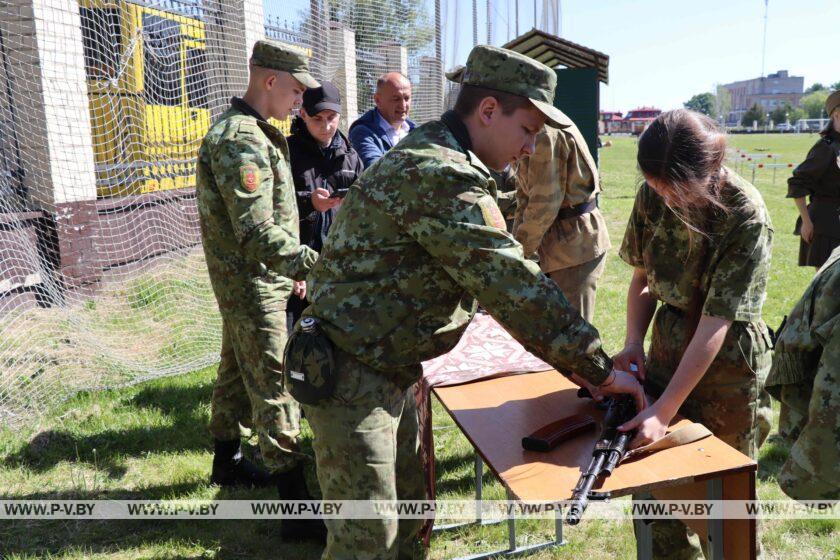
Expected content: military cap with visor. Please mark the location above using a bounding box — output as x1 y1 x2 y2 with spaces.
250 39 319 89
460 45 569 128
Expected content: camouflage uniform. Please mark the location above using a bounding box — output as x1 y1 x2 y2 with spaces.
620 171 774 559
303 46 614 559
513 125 611 322
766 247 840 499
197 93 318 473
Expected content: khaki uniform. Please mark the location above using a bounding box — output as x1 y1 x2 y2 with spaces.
767 247 840 499
196 98 318 473
619 171 774 559
514 125 611 321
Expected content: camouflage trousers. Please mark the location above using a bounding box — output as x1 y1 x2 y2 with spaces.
302 349 427 560
633 303 773 560
774 323 840 500
547 252 606 323
208 310 304 473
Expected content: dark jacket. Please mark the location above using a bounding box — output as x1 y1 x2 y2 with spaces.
788 129 840 266
788 129 840 202
286 117 363 252
348 108 416 168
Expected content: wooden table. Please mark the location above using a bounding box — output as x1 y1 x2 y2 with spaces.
433 370 757 560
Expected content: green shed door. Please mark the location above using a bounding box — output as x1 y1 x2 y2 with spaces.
553 67 599 166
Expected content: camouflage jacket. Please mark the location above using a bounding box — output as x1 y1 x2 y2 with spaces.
767 246 840 496
196 98 318 317
619 169 773 322
513 125 611 272
305 111 613 389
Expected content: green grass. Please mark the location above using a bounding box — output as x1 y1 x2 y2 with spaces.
1 134 838 559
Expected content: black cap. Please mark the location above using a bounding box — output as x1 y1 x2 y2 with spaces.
302 80 341 115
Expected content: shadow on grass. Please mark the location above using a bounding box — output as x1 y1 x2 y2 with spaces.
0 517 324 560
434 452 498 496
1 383 213 476
757 433 790 483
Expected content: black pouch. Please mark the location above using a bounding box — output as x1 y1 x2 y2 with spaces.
283 317 337 405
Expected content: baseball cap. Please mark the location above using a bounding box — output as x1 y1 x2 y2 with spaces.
302 80 342 115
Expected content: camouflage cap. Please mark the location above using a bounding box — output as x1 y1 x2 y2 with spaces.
826 90 840 117
445 65 465 83
250 39 319 89
461 45 569 127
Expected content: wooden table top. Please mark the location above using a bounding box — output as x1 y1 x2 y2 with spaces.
434 370 756 502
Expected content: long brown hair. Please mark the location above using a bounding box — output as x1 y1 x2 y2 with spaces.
637 109 730 345
637 109 728 213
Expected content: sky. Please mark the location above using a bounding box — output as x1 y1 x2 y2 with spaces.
445 0 838 112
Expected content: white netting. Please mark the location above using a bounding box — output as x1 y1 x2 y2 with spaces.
0 0 449 427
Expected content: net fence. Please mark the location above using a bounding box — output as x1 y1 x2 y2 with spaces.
0 0 450 428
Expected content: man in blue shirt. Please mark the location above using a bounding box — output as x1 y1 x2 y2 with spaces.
348 72 417 167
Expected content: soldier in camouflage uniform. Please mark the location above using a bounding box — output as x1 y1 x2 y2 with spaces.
513 124 611 322
195 40 323 540
766 246 840 499
615 110 774 559
297 45 646 560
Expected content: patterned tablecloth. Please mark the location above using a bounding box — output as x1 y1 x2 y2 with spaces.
416 312 552 541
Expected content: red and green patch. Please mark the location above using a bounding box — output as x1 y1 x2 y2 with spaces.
240 164 260 192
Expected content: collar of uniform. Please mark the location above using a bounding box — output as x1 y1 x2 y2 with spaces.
440 110 472 154
231 96 267 122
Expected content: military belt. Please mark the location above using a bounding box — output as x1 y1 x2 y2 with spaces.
556 197 598 221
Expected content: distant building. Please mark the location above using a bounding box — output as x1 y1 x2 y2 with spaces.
624 107 661 135
721 70 804 125
599 111 623 134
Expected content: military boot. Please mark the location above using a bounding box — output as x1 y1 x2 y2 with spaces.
210 439 275 488
277 463 327 543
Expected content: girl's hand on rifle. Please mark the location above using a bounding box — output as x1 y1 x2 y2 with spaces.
618 399 676 449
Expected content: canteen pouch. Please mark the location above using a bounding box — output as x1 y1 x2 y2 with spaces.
283 317 336 405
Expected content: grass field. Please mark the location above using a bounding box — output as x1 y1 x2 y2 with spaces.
1 133 838 559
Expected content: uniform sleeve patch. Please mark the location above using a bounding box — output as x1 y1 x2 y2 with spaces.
478 197 506 230
240 164 260 192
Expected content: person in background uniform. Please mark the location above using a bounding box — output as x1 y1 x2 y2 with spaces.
513 124 611 322
286 80 363 331
195 40 323 541
348 72 416 168
615 109 774 559
447 63 610 317
766 246 840 500
789 90 840 268
295 45 646 559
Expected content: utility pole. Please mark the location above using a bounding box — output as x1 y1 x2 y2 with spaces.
434 0 441 62
515 0 519 36
761 0 769 77
473 0 478 46
487 0 493 44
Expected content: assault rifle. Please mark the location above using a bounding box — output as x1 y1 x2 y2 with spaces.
566 388 637 525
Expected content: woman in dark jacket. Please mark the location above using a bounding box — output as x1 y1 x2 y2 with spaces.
286 80 363 330
789 90 840 268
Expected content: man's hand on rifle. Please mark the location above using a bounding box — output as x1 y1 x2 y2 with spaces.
594 369 647 414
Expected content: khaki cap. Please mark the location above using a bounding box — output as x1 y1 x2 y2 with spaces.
461 45 570 127
250 39 319 89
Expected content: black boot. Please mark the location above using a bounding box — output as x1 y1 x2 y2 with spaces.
210 439 275 488
277 463 327 543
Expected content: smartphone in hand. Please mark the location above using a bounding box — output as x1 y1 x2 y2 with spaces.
329 188 349 199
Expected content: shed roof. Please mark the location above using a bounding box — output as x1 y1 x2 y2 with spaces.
502 28 609 85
